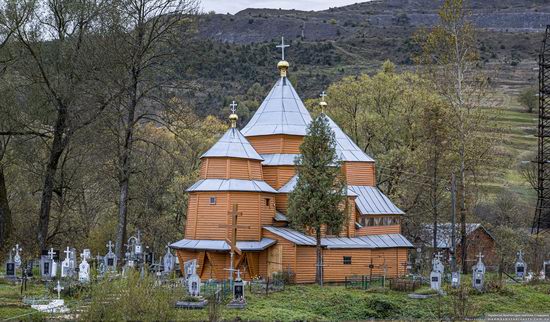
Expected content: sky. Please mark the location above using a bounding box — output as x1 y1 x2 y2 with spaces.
200 0 364 14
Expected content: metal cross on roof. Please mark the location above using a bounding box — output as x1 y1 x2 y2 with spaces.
230 100 238 114
276 37 289 61
320 91 327 102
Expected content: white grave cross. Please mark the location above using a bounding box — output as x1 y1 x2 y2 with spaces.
55 281 64 299
79 252 90 283
13 244 22 268
61 247 72 278
49 248 58 278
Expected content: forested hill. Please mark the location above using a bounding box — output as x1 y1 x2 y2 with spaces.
175 0 548 119
198 0 550 44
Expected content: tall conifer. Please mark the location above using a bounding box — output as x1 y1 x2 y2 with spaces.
288 114 346 285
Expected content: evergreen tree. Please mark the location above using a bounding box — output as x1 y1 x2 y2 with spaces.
288 114 346 285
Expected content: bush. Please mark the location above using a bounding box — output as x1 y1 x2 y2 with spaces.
81 271 184 321
367 296 399 318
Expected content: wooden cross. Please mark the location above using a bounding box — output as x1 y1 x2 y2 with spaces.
219 204 250 282
276 36 289 60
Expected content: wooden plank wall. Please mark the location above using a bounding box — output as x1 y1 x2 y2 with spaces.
262 230 297 275
262 166 295 190
185 192 276 241
199 157 263 180
247 135 303 154
356 225 401 236
343 162 376 186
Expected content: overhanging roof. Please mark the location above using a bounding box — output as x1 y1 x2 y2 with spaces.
348 185 404 215
187 179 277 193
278 175 357 197
261 154 299 166
201 128 263 160
241 78 312 137
169 238 277 252
263 226 413 249
326 115 374 162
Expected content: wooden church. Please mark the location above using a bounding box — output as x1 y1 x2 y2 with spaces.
171 51 413 283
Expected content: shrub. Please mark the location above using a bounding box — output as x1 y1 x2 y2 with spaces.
81 271 183 321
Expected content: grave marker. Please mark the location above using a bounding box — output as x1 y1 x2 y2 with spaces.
49 248 58 278
104 241 117 272
5 250 15 279
13 244 22 269
79 251 90 283
430 253 444 292
515 250 526 279
163 245 175 274
186 261 201 296
472 252 486 291
61 247 72 278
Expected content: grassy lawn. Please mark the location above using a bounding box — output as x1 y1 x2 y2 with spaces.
1 277 549 321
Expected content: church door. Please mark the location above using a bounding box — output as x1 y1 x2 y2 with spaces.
267 244 283 277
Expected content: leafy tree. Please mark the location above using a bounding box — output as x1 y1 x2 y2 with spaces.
518 87 537 113
415 0 499 273
288 114 346 285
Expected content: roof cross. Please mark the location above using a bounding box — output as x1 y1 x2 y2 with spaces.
276 37 289 61
320 91 327 102
230 100 238 114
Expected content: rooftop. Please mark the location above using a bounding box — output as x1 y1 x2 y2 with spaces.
201 127 263 160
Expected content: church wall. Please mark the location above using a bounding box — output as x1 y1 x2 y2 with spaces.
247 135 303 154
370 248 408 278
275 193 288 214
192 192 228 240
184 194 199 239
356 225 401 236
262 230 297 275
323 248 372 281
262 166 296 190
228 192 263 241
295 246 317 283
260 193 277 226
200 157 263 180
343 162 376 186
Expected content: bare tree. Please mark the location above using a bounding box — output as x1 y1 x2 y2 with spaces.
4 0 121 251
106 0 198 258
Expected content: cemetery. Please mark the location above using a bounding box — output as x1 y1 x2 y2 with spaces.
1 0 550 320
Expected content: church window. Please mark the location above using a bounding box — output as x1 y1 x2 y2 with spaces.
360 216 366 227
265 198 271 207
343 256 352 265
367 218 375 226
209 197 216 205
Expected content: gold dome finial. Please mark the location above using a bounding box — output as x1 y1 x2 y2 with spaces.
229 100 238 128
276 37 290 78
319 91 328 113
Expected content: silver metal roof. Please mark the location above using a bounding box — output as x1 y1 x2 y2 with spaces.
420 223 489 249
187 179 277 193
348 185 405 215
170 238 277 251
274 211 288 222
325 115 374 162
278 175 357 197
263 226 413 249
201 128 263 160
261 154 299 166
241 78 312 137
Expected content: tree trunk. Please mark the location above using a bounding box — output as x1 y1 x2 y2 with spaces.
115 72 138 259
459 142 468 274
0 165 12 251
37 106 68 251
315 228 323 286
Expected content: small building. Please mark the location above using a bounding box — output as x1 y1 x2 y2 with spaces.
419 223 497 269
170 55 413 283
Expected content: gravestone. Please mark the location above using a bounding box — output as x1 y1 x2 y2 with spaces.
5 250 15 279
544 260 550 280
430 253 444 291
451 271 460 288
104 241 117 272
187 261 201 296
227 270 246 309
61 247 73 278
515 250 526 279
472 252 486 291
26 260 34 277
184 259 197 279
48 248 58 278
78 252 90 283
13 244 22 269
163 245 175 274
40 254 51 280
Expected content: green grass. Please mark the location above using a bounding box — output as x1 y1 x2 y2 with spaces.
1 278 550 321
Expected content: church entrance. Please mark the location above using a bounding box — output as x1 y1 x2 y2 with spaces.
267 244 283 277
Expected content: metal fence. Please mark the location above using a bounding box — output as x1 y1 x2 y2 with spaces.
249 277 285 295
344 275 385 290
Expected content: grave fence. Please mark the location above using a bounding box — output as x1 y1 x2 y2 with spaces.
344 275 385 290
249 277 285 295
